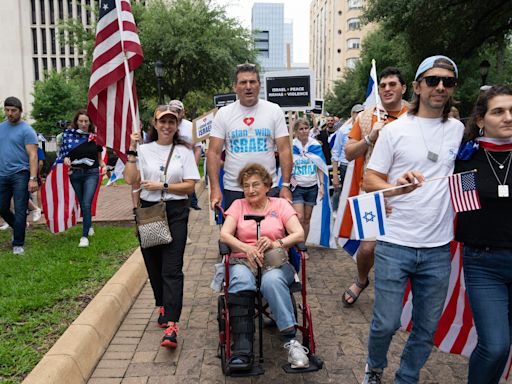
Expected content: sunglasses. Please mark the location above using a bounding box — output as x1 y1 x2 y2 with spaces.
236 63 257 69
418 76 457 88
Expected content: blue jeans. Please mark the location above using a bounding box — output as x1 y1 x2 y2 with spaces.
463 246 512 384
69 168 99 237
228 263 296 331
367 241 451 384
0 170 29 246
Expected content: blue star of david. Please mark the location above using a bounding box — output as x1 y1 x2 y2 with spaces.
363 211 375 223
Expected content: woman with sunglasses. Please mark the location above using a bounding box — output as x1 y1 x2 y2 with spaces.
291 118 325 242
455 85 512 384
124 105 200 349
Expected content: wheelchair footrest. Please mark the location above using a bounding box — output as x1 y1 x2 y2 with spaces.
228 364 265 377
281 354 323 374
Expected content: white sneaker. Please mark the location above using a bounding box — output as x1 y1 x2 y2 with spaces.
0 223 10 230
31 208 42 222
186 236 192 244
13 246 24 255
79 237 89 247
284 339 309 369
88 227 95 236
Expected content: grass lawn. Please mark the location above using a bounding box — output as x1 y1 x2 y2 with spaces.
0 224 139 384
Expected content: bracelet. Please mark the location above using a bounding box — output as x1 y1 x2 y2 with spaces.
127 150 137 157
364 135 373 146
281 182 291 188
127 160 137 164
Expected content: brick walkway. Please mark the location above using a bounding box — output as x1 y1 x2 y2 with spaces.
87 188 468 384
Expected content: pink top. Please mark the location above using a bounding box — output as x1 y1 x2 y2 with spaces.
226 197 298 259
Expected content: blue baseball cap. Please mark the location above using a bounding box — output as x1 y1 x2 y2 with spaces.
415 55 458 80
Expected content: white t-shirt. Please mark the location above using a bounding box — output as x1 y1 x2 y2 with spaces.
210 99 289 191
178 119 201 148
138 142 200 202
367 114 464 247
292 137 319 187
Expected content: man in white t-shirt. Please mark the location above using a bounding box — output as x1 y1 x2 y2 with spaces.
168 99 202 210
360 56 464 384
207 63 293 210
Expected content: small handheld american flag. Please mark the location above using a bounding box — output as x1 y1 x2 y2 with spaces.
448 171 481 212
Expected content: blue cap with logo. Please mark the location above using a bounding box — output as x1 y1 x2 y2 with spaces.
415 55 458 80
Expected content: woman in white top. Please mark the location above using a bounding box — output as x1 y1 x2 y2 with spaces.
291 118 324 239
124 105 200 350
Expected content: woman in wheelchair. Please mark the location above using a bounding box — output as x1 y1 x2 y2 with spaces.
219 163 310 370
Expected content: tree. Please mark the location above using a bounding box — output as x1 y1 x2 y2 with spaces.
134 0 256 110
364 0 512 67
31 71 85 136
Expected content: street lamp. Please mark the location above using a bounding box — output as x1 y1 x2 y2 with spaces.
154 60 164 105
479 60 491 87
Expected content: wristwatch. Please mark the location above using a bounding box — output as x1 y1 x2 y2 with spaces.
364 135 373 146
281 182 291 188
29 176 37 181
162 183 168 191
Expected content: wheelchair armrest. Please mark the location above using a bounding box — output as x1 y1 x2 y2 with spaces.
218 240 231 256
295 242 307 252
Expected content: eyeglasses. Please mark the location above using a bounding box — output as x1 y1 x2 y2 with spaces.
418 76 457 88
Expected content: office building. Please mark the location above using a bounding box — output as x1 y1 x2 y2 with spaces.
0 0 100 117
310 0 373 99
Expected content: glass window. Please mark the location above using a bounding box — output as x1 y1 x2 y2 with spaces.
69 58 75 67
78 57 83 66
346 57 359 69
50 28 56 54
49 0 55 24
60 57 66 69
41 28 47 54
42 58 48 73
347 18 361 31
31 0 37 24
69 31 74 54
33 58 40 81
58 0 64 20
85 0 91 25
40 0 46 24
51 57 57 69
32 28 38 54
347 38 360 49
76 1 82 21
348 0 363 9
59 30 65 54
67 0 73 17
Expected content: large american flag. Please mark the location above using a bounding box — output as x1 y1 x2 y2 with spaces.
448 171 481 212
401 241 511 381
87 0 143 157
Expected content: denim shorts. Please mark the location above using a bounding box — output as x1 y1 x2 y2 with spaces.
292 185 318 206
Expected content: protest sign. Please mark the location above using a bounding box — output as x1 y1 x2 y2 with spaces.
192 108 217 143
264 69 315 111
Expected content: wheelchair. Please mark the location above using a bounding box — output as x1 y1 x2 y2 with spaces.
215 211 323 377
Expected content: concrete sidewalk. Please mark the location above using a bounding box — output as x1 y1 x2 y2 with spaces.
87 189 468 384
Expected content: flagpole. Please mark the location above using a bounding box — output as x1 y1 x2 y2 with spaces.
348 169 478 200
115 0 144 182
371 59 381 123
115 0 139 136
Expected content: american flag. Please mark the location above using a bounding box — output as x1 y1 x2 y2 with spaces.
448 171 481 212
42 131 107 233
401 241 511 381
87 0 143 157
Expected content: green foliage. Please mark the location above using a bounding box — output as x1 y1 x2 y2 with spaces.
31 71 86 136
364 0 512 65
0 224 138 383
134 0 256 113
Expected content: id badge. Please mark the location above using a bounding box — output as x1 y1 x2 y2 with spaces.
498 185 509 198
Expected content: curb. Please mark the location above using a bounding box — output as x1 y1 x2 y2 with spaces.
23 249 148 384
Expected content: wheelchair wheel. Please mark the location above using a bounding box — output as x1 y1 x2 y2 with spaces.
217 295 226 333
217 295 231 375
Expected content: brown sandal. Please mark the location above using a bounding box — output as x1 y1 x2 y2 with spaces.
342 276 370 307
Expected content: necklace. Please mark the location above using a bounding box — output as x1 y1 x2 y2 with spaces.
484 149 511 197
417 118 445 162
485 150 512 169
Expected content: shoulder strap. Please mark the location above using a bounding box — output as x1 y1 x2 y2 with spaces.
160 145 176 201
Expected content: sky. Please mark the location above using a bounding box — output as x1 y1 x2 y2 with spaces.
214 0 311 64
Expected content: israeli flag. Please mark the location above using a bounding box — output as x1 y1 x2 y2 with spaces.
363 59 382 109
106 158 125 186
348 192 386 240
